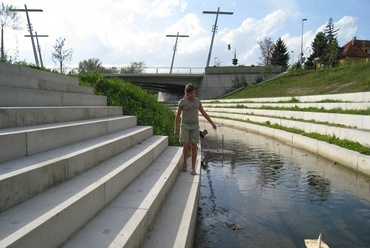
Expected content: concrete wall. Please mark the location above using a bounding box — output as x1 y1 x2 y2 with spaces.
197 66 283 100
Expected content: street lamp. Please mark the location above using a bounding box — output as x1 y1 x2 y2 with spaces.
291 51 294 66
300 18 307 67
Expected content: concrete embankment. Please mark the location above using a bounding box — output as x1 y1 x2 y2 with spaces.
200 92 370 177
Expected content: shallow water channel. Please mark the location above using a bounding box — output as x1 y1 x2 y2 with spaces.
194 125 370 248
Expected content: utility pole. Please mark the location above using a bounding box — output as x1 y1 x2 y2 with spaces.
166 32 189 74
300 18 307 68
10 4 43 66
25 32 48 67
203 7 233 68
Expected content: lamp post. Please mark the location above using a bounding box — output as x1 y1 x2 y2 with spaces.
291 51 294 66
300 18 307 68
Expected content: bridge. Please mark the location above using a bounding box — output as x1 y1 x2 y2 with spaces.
104 73 204 93
104 66 284 101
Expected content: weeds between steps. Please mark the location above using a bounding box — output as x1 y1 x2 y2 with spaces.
211 115 370 155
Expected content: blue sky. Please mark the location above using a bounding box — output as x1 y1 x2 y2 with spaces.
5 0 370 70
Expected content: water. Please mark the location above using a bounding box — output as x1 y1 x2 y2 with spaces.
194 125 370 248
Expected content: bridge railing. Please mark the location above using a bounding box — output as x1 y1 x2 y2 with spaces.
67 66 205 75
143 67 205 74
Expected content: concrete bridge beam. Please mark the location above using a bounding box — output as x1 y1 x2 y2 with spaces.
104 66 283 101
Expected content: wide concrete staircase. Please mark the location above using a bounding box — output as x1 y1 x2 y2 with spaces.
0 62 200 248
199 93 370 176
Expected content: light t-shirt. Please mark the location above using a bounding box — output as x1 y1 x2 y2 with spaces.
178 97 200 127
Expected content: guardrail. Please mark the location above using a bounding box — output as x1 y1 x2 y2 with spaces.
132 67 205 74
72 66 285 75
67 66 205 75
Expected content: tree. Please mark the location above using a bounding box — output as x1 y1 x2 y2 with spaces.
271 37 290 70
306 31 327 68
120 61 146 74
52 37 73 73
258 37 274 66
0 3 22 60
78 58 104 73
323 17 340 68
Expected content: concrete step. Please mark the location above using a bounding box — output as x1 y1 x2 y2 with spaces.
0 86 107 107
205 111 370 147
0 72 93 95
0 135 169 248
203 117 370 176
0 116 137 163
202 101 370 111
0 125 153 212
202 92 370 103
62 146 184 248
141 152 201 248
0 61 79 86
203 107 370 130
0 106 123 129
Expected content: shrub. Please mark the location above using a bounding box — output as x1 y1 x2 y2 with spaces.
79 72 179 146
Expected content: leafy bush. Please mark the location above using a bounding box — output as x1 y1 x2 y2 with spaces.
78 72 179 146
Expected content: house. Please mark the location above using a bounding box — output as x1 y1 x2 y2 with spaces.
339 37 370 65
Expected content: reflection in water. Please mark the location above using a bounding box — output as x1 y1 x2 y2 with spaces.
194 124 370 248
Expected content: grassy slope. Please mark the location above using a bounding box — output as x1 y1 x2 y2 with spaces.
218 62 370 155
225 62 370 99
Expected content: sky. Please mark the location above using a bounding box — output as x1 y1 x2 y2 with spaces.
4 0 370 71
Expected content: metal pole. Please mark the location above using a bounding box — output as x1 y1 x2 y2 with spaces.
291 51 294 66
170 32 179 74
206 7 219 68
25 5 39 66
25 33 48 67
35 32 42 66
203 7 233 68
10 5 43 66
166 32 189 74
300 18 307 68
234 48 237 66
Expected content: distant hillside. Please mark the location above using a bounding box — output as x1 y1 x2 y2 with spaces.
225 62 370 99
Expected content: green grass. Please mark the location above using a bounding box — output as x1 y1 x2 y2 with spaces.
226 62 370 99
219 105 370 115
214 63 370 155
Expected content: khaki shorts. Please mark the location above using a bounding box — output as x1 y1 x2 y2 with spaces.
180 124 199 144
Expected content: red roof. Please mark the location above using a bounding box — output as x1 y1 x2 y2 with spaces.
341 38 370 58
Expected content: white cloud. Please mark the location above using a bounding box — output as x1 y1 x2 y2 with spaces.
4 0 364 69
336 16 358 44
149 0 188 17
